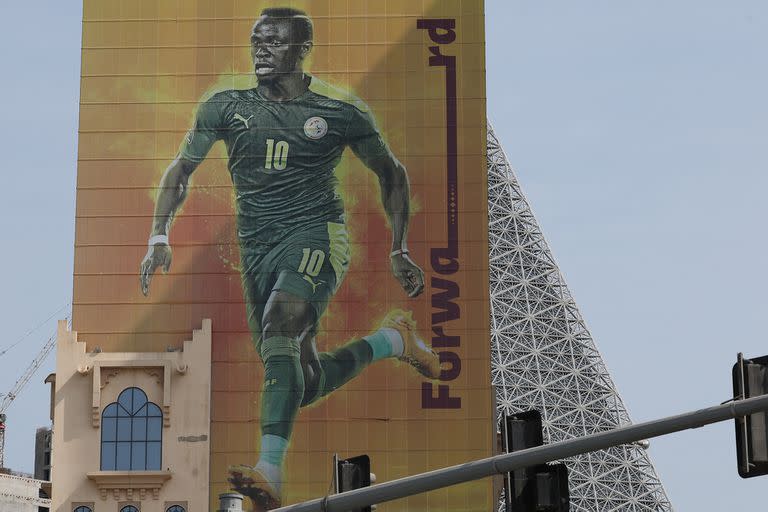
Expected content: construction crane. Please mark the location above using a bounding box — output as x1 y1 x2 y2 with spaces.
0 329 58 469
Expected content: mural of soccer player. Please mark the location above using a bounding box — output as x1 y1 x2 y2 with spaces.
139 7 441 510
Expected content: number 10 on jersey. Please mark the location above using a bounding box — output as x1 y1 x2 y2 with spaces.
265 139 289 170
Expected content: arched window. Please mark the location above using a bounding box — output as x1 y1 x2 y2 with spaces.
101 387 162 470
166 506 186 512
73 507 93 512
120 506 139 512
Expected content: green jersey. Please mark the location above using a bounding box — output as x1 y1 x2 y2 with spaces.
180 77 389 241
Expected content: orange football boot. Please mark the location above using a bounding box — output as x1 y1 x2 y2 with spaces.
381 309 441 379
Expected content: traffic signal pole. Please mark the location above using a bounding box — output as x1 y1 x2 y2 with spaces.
272 393 768 512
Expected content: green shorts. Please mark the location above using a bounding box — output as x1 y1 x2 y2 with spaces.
240 221 350 349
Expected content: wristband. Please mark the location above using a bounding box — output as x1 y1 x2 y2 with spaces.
148 234 169 246
390 248 409 258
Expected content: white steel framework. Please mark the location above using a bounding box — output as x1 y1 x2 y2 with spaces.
487 126 673 511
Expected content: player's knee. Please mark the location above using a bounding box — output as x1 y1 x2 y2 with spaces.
262 294 314 339
262 313 299 339
260 335 302 364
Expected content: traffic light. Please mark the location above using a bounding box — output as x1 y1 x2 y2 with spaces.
500 410 570 511
733 352 768 478
532 463 570 512
334 454 376 512
501 410 542 511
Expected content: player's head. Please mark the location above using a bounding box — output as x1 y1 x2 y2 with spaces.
251 7 314 82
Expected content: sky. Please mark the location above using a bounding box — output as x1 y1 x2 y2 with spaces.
0 1 767 510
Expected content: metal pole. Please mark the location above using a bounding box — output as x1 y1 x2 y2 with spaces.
273 393 768 512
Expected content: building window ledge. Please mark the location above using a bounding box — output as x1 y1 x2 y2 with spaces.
86 471 171 500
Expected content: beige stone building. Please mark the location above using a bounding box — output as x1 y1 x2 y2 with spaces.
50 319 212 512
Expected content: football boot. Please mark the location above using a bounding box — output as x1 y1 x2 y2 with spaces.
227 464 281 511
381 309 441 379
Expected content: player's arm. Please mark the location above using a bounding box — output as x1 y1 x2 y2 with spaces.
140 94 222 296
140 157 200 296
351 129 425 298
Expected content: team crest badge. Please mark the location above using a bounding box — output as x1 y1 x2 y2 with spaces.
304 116 328 140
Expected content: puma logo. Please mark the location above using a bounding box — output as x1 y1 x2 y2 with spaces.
303 275 325 293
234 113 253 129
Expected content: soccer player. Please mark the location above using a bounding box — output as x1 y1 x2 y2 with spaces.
139 7 440 510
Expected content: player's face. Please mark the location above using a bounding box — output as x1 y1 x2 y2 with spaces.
250 17 302 82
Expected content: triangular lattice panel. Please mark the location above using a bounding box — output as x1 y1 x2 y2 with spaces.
487 126 673 511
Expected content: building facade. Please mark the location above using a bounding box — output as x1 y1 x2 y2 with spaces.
50 320 212 512
0 472 51 512
35 427 52 483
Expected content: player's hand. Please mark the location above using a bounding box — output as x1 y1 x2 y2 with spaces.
390 253 425 298
140 243 172 296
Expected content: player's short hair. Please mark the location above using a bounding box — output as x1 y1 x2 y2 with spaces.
260 7 314 44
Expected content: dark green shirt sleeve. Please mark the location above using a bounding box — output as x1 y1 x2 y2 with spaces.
345 107 389 160
179 95 223 163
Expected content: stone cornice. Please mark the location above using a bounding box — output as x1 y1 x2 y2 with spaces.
86 471 172 501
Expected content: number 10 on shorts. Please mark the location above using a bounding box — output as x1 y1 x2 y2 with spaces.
298 248 325 277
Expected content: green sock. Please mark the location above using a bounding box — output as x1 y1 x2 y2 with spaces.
302 338 373 406
260 350 304 442
258 434 289 468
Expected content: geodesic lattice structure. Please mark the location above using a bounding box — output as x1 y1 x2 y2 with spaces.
487 126 673 511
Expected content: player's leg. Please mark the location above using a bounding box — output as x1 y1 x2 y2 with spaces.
296 222 441 405
232 224 340 507
258 290 314 476
300 335 374 406
228 243 304 509
239 241 273 349
301 310 442 406
229 288 315 510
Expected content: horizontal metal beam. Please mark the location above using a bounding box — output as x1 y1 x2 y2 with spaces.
273 393 768 512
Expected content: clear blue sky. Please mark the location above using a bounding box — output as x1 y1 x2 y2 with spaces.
1 1 767 509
